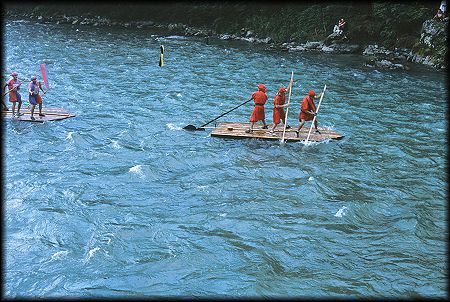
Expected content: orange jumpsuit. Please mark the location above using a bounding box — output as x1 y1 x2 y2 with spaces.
249 91 268 122
299 96 317 121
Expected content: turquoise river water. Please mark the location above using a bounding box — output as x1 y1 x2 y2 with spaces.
2 19 448 298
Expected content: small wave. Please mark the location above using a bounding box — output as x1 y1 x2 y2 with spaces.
110 139 120 149
165 35 188 40
85 247 100 262
51 250 69 260
129 165 142 174
308 176 314 181
167 123 182 131
301 140 319 146
65 131 75 140
335 206 348 217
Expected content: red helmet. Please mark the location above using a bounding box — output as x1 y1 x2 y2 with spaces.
257 84 266 92
308 90 316 97
11 72 18 77
278 87 287 93
31 76 37 81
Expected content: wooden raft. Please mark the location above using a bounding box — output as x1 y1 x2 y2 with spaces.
210 122 344 142
2 107 75 122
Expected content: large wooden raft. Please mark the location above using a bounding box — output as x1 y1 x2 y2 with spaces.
2 107 75 122
210 122 344 142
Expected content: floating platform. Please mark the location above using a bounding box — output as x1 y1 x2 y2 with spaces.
2 107 75 122
210 122 344 142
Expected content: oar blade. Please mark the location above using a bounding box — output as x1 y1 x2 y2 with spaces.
183 125 199 131
40 63 49 90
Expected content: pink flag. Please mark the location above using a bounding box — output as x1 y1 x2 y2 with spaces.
40 63 49 90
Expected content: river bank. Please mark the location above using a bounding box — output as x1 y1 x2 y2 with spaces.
5 4 447 71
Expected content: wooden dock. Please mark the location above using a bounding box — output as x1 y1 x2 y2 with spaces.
2 107 75 122
210 122 344 142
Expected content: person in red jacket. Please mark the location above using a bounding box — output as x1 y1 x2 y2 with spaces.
296 89 323 137
246 84 268 133
3 71 23 116
269 87 291 135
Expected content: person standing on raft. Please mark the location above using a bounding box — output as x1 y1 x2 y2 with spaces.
269 87 291 135
246 84 268 133
296 89 323 137
28 76 46 120
3 71 23 117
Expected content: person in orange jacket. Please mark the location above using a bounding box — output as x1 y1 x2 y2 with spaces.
269 87 291 135
246 84 268 133
3 71 23 116
296 89 323 137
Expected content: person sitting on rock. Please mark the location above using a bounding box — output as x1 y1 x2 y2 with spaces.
434 8 445 21
338 18 348 39
325 18 348 45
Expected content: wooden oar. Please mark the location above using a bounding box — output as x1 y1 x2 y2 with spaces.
3 88 15 97
184 98 253 131
305 84 327 145
281 71 294 143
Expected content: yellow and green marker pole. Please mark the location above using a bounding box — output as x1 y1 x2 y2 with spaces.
159 45 164 67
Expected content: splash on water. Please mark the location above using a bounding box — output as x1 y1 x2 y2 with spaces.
129 165 143 175
65 131 74 140
109 139 120 149
85 247 100 262
335 206 348 217
51 250 69 260
167 123 182 131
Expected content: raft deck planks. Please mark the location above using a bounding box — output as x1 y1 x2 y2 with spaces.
210 122 344 142
2 107 75 122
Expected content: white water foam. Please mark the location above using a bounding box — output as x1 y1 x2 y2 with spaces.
85 247 100 262
110 139 120 149
129 165 143 175
167 123 182 131
335 206 348 217
51 250 69 260
308 176 314 181
65 131 74 140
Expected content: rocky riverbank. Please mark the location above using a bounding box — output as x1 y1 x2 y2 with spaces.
7 10 447 71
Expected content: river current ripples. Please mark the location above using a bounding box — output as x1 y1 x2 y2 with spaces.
3 19 448 298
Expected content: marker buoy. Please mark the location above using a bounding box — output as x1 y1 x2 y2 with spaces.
159 45 164 67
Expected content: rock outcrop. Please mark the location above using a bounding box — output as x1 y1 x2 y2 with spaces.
408 19 447 69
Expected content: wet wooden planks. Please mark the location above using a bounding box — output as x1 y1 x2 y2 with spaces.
2 107 75 122
210 122 344 142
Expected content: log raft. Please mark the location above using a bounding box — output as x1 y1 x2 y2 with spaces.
210 122 343 142
2 107 75 122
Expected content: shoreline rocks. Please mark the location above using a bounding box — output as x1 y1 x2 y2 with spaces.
6 11 447 71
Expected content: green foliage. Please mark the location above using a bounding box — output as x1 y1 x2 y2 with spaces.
6 2 440 50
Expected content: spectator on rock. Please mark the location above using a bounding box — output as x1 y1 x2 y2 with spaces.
434 8 446 21
439 0 447 14
326 18 348 45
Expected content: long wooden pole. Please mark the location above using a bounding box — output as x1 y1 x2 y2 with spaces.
184 98 252 131
281 71 294 143
305 84 327 144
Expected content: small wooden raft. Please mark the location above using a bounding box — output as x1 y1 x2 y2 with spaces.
2 107 75 122
210 122 344 142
